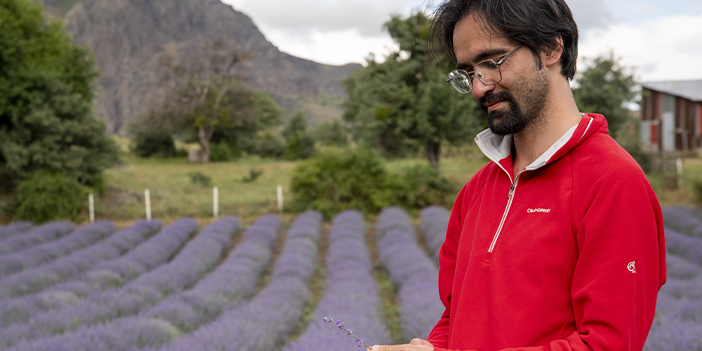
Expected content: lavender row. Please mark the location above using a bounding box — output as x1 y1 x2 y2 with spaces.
282 210 393 351
144 214 281 333
0 218 196 330
420 206 449 262
66 218 197 296
158 211 320 351
644 315 702 351
661 206 702 239
0 221 74 255
7 215 282 351
643 220 702 350
664 227 702 265
0 220 160 299
377 207 443 340
0 221 33 241
0 221 114 279
0 217 215 348
666 254 701 281
645 275 702 349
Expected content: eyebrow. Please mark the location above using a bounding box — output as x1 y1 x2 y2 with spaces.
456 48 510 70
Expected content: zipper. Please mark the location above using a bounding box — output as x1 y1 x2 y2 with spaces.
487 172 522 253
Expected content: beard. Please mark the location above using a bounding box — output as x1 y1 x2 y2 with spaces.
479 91 529 135
478 70 549 136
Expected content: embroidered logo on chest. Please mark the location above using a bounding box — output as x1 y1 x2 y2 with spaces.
527 208 551 213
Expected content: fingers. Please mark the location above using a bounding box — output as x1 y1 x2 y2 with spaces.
371 341 433 351
409 338 433 346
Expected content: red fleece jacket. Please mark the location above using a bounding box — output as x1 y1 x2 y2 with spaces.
427 114 666 351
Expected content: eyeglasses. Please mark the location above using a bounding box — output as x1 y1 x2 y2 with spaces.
446 45 522 94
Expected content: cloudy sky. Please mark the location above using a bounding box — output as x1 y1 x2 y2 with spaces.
221 0 702 83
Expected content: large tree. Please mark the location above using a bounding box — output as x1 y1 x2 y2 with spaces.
0 0 117 191
573 53 637 140
343 12 481 172
154 40 281 163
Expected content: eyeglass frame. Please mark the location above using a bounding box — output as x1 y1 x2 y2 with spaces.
446 44 523 94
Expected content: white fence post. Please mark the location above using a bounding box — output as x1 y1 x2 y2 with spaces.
213 186 219 218
145 189 151 220
89 193 95 223
277 185 283 215
676 157 683 189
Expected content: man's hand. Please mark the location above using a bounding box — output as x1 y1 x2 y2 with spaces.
371 338 435 351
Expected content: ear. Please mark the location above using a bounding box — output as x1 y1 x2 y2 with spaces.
542 36 564 68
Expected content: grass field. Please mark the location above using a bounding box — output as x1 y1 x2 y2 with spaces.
95 148 702 227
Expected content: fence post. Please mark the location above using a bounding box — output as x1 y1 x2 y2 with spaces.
676 157 683 189
213 186 219 218
89 193 95 223
277 185 283 215
145 189 151 220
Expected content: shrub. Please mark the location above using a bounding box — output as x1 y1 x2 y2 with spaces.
242 167 264 183
693 181 702 204
257 132 285 159
284 133 315 160
314 120 349 148
209 142 233 162
188 172 212 187
129 128 176 158
290 148 400 217
396 165 452 209
15 171 86 223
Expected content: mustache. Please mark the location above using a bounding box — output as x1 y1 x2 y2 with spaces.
478 91 515 106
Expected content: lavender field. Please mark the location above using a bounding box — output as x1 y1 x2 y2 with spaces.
0 206 699 350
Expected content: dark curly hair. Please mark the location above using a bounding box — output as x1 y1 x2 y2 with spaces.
429 0 579 80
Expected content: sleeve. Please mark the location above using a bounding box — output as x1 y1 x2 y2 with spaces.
429 166 666 351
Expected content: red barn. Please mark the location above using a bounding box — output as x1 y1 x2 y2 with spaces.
640 80 702 153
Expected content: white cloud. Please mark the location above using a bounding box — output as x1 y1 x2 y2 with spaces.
565 0 616 33
223 0 418 37
264 28 399 66
578 14 702 82
220 0 702 77
221 0 414 65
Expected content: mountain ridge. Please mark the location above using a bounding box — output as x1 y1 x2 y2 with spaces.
39 0 360 133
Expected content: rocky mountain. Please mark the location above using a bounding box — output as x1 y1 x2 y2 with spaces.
40 0 360 133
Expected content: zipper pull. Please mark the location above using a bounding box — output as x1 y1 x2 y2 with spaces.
508 184 515 198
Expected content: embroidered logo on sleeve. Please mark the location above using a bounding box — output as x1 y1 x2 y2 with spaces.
627 261 636 273
527 208 551 213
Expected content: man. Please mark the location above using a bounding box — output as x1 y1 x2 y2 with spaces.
372 0 666 350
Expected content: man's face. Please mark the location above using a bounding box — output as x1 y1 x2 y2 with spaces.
452 14 549 135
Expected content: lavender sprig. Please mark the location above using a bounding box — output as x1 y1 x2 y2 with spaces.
323 316 372 349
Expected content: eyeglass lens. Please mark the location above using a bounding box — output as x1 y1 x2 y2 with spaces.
449 60 503 94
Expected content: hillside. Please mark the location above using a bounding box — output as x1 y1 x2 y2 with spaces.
40 0 360 133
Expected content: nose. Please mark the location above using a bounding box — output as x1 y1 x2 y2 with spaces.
471 78 495 100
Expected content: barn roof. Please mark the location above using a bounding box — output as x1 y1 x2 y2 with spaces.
641 80 702 102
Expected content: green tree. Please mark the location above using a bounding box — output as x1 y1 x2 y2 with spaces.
314 119 349 148
209 89 282 156
256 131 285 159
153 41 283 163
0 0 118 192
573 52 637 140
283 111 308 139
343 12 480 172
127 109 177 158
283 111 315 160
